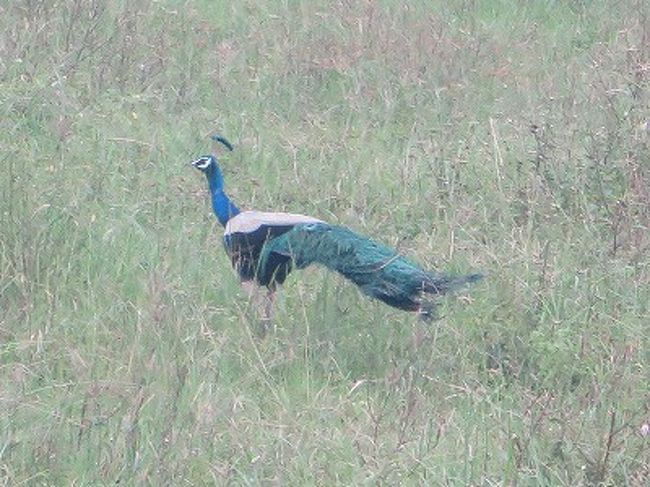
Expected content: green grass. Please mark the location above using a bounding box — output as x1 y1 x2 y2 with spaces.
1 0 648 484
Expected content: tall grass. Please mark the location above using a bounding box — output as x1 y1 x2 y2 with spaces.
1 0 648 484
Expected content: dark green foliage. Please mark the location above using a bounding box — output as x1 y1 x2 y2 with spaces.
259 223 483 316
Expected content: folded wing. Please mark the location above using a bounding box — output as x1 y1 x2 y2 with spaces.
259 223 483 314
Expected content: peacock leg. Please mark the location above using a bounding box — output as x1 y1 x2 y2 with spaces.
256 288 276 336
262 289 276 323
242 281 262 318
241 280 257 302
241 281 273 335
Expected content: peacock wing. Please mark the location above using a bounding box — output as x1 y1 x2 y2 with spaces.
259 223 425 298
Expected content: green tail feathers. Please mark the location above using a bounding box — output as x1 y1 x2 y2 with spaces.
259 223 483 313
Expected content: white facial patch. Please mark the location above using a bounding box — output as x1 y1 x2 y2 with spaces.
193 157 212 170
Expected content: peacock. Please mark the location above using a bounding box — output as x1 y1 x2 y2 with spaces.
191 135 483 320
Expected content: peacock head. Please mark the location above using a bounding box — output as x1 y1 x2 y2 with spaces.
190 154 227 190
191 135 236 191
190 155 218 175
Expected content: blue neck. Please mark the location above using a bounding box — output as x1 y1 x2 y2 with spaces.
207 167 240 226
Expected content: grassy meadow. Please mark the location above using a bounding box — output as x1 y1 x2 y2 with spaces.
1 0 649 484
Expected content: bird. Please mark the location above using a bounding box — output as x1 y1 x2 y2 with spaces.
191 135 483 320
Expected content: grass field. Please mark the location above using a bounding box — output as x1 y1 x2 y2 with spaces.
1 1 648 484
